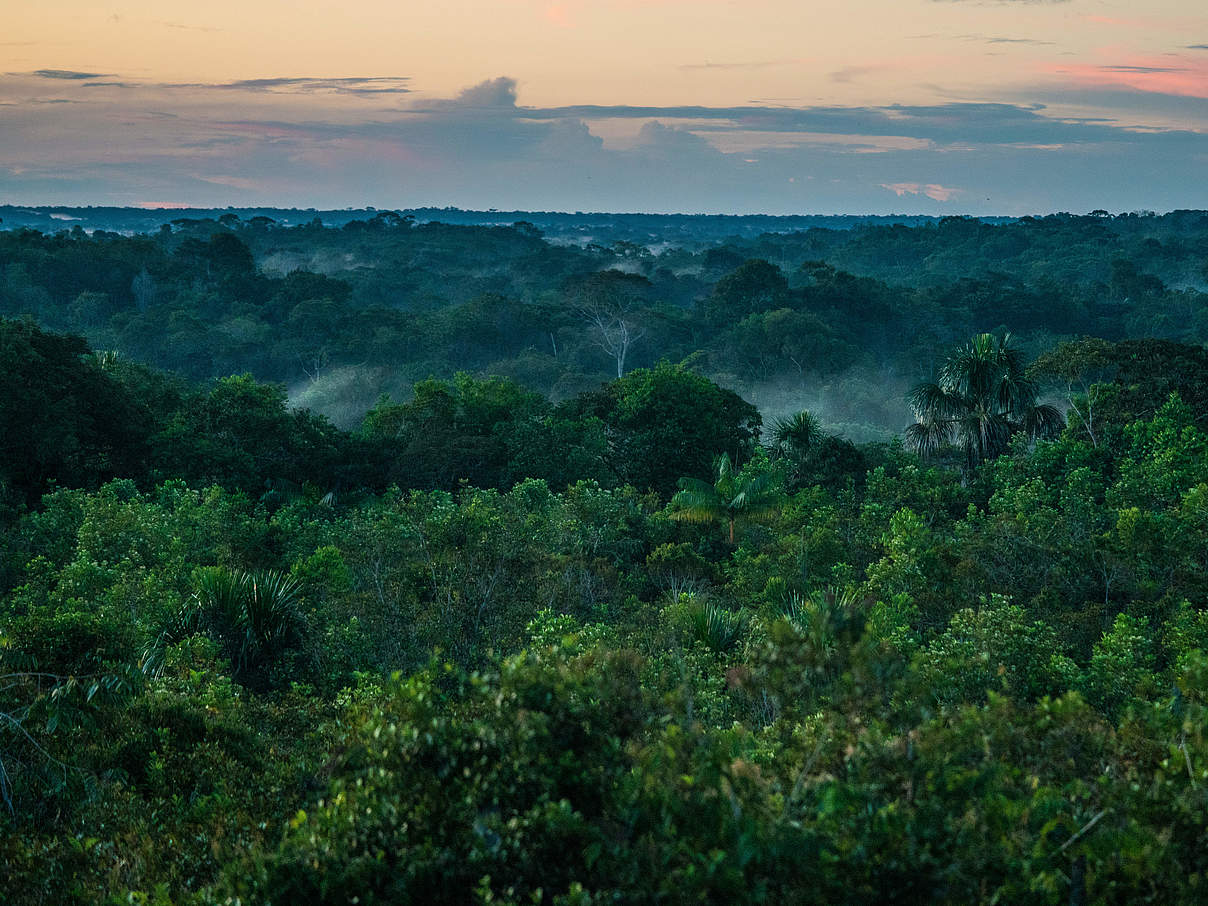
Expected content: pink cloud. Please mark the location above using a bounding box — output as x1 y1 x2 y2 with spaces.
1046 55 1208 98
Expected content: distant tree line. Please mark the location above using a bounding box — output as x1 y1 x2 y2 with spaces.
2 212 1205 439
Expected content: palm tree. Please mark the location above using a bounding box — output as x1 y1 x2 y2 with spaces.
768 410 822 460
683 594 745 654
906 333 1063 470
670 452 782 545
143 567 307 686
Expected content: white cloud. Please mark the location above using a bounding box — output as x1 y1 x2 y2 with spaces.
881 182 961 201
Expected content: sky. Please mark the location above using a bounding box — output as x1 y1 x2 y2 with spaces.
2 0 1207 215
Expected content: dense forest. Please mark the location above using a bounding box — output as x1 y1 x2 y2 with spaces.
3 208 1207 435
3 211 1208 904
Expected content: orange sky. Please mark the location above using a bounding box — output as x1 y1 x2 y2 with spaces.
7 0 1206 110
2 0 1207 212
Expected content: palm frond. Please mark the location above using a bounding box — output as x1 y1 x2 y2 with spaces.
148 567 308 682
998 333 1028 380
914 332 1056 468
777 586 867 661
738 469 778 500
908 382 965 420
905 418 954 460
995 368 1038 414
713 452 736 482
769 411 821 456
669 452 783 540
195 566 249 628
687 601 744 654
976 412 1014 460
941 333 997 397
669 488 725 524
731 472 781 519
1022 403 1065 441
243 571 305 661
676 477 716 495
141 601 204 677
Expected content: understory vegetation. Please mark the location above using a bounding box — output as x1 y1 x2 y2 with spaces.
3 211 1208 904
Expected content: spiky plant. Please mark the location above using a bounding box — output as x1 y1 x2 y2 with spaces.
686 599 745 655
779 587 870 672
676 599 739 657
670 452 782 545
232 570 306 677
768 410 822 460
143 567 306 685
141 600 205 678
906 332 1063 470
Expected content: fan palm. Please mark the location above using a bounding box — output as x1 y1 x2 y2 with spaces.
143 567 306 685
670 452 782 545
768 410 822 459
685 597 745 654
906 333 1063 470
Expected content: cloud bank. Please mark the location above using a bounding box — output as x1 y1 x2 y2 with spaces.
0 70 1205 214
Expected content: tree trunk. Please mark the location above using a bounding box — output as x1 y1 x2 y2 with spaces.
1069 854 1086 906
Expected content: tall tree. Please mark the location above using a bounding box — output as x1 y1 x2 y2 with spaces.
670 452 781 545
0 319 151 506
570 270 650 378
702 259 788 325
562 362 762 497
1029 337 1115 447
906 332 1062 469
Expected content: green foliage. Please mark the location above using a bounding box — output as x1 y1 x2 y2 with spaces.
144 567 307 689
907 332 1063 469
670 450 783 545
909 599 1076 709
362 373 609 492
662 593 746 655
645 542 714 596
6 216 1208 903
766 411 869 494
702 258 788 324
751 586 901 719
153 374 346 492
212 651 650 905
565 362 762 497
1080 613 1158 719
0 319 151 506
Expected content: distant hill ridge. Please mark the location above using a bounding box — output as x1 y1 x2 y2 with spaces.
0 204 1011 243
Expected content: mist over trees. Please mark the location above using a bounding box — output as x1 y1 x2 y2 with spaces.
3 209 1207 439
4 209 1208 904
